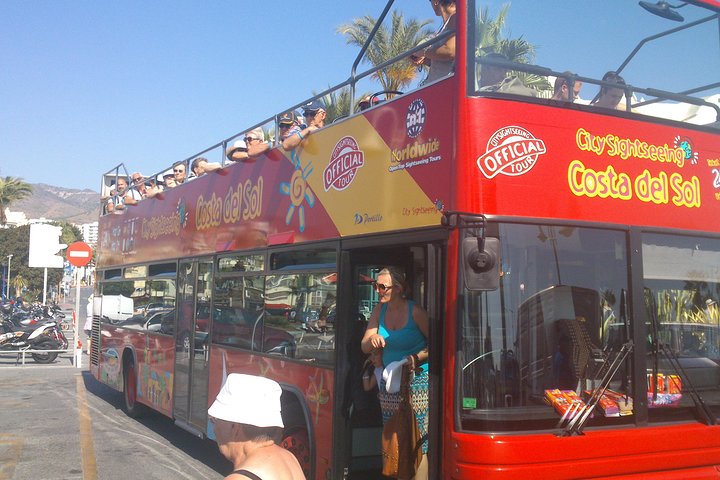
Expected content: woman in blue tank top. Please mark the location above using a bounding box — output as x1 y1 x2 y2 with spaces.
361 267 429 479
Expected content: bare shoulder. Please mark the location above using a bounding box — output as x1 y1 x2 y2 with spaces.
412 302 429 319
235 447 305 480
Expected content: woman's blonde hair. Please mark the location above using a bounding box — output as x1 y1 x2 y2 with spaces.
378 266 411 298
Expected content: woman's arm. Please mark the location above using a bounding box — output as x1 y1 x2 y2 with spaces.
408 304 430 368
425 16 456 62
361 305 385 353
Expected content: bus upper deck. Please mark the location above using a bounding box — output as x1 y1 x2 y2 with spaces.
98 1 720 270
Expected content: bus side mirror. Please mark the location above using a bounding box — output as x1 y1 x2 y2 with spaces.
463 237 500 291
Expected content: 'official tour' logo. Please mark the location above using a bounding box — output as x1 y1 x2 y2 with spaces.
406 99 426 138
324 136 365 191
476 126 546 179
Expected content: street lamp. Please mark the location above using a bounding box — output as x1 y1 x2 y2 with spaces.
6 254 13 300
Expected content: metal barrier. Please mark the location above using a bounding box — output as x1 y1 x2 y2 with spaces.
0 348 74 366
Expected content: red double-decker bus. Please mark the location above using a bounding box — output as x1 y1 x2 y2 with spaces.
91 1 720 478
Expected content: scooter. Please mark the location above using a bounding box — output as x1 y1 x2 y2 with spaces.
0 319 62 364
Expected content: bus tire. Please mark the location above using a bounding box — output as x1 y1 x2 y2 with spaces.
123 359 145 418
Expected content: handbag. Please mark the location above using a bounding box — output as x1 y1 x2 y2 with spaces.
381 364 423 479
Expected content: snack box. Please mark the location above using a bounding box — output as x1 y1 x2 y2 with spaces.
647 392 682 408
647 373 682 394
545 389 587 419
583 390 620 417
604 389 634 416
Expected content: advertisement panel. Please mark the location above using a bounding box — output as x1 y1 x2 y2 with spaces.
461 97 720 231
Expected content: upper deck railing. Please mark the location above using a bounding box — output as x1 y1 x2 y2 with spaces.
101 0 720 213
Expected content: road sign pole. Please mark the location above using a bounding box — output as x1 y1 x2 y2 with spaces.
65 241 93 370
74 267 82 369
43 267 48 305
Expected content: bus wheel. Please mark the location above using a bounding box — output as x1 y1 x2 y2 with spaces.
281 426 311 478
123 360 145 418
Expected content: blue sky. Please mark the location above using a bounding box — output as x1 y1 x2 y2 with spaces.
1 1 717 192
0 0 436 191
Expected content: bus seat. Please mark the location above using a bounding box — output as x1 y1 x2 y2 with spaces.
555 319 603 388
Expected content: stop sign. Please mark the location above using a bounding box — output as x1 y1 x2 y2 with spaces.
66 241 93 267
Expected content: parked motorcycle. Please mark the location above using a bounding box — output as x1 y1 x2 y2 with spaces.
0 319 62 363
1 301 67 329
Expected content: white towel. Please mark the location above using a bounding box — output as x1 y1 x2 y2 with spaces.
383 358 409 393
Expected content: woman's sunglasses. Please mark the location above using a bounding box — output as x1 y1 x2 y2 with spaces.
373 282 392 293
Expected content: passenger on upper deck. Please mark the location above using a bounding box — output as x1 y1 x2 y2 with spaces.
551 71 582 102
591 71 626 110
106 176 137 213
278 112 300 142
191 157 222 177
162 172 177 189
478 53 537 97
358 95 381 111
282 100 326 151
244 127 271 158
126 172 150 204
225 139 249 163
172 161 188 185
411 0 456 84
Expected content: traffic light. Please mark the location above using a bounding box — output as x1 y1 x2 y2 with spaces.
28 224 67 268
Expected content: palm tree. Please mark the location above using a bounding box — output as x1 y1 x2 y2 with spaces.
313 87 376 124
314 86 353 124
0 176 33 225
475 4 550 92
12 274 28 298
337 10 434 94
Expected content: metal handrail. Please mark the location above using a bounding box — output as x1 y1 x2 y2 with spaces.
0 347 72 366
349 0 397 115
474 56 720 121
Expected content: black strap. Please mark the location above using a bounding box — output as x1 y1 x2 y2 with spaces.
231 470 263 480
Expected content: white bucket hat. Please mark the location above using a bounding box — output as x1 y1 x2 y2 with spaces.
208 374 284 428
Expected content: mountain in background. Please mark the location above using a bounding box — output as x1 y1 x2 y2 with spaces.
14 183 100 225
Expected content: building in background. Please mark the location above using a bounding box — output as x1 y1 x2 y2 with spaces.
80 222 99 245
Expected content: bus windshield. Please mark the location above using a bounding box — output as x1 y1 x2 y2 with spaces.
468 0 720 127
458 223 720 432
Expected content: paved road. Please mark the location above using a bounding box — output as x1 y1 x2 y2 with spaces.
0 357 231 480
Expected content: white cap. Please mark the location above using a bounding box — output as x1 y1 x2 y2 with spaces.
225 139 248 158
208 374 284 427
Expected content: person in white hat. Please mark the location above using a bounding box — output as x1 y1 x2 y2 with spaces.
208 374 305 480
225 139 249 163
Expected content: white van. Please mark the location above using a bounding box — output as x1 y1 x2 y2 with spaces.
96 295 134 323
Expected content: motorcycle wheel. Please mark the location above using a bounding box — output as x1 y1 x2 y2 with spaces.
123 360 145 418
31 338 59 364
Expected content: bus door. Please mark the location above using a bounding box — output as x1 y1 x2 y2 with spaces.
336 240 443 479
173 257 214 434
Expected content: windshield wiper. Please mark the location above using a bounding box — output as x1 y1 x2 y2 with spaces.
560 340 634 436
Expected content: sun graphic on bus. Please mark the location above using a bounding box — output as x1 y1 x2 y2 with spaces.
280 155 315 233
674 135 699 165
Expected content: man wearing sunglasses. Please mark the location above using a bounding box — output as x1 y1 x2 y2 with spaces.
172 161 188 184
281 100 326 151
